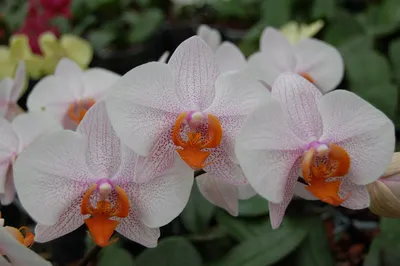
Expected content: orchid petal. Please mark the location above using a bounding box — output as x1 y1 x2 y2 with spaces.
197 24 222 52
215 42 247 73
294 38 344 93
106 62 182 156
0 116 19 161
293 182 317 200
168 36 219 110
158 51 170 63
339 178 370 209
77 102 122 178
238 184 257 200
235 101 305 202
269 159 301 229
9 61 25 102
272 73 323 142
197 173 239 216
12 112 62 151
318 90 395 184
246 52 274 85
0 226 51 266
13 131 94 225
0 170 15 205
55 58 85 98
82 68 120 100
0 78 13 117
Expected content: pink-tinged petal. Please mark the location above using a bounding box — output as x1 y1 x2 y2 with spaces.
158 51 170 63
12 112 62 151
27 76 74 122
105 62 182 156
4 103 24 122
339 178 370 209
247 52 277 86
0 163 9 194
204 147 247 184
168 36 220 110
294 38 344 93
215 42 247 73
129 158 193 228
13 131 94 225
82 68 120 100
272 73 323 142
77 102 122 178
34 201 85 242
9 61 25 102
197 173 239 216
238 184 257 200
235 101 305 202
0 226 52 266
0 117 17 195
318 90 395 184
269 159 301 229
0 78 13 117
55 58 85 98
116 213 160 248
293 182 317 200
0 169 15 205
197 24 222 52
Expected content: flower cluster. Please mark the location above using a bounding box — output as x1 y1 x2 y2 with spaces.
0 23 395 261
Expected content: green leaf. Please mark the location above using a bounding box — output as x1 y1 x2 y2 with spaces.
338 35 373 59
50 16 71 35
261 0 292 28
87 29 116 52
312 0 337 19
136 0 151 7
376 218 400 266
97 243 135 266
238 195 269 217
128 8 164 44
216 211 273 241
180 182 216 233
389 38 400 86
72 15 97 36
135 237 202 266
214 222 307 266
364 236 383 266
294 216 335 266
323 10 365 47
71 0 89 19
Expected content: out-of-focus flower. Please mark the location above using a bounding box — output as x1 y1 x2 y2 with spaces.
236 73 395 228
368 152 400 218
39 0 71 18
0 35 44 79
0 213 35 248
106 36 268 214
14 102 193 247
0 112 62 205
215 41 248 74
39 32 93 74
197 24 222 52
0 220 50 266
280 20 324 45
27 58 119 130
0 62 25 121
247 27 343 93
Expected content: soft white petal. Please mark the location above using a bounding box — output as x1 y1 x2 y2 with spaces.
105 62 182 156
318 90 395 184
235 101 305 202
237 184 257 200
269 159 301 229
247 52 279 86
215 42 247 73
54 58 85 98
0 169 15 205
339 178 370 209
168 36 220 110
34 201 85 242
9 61 25 102
197 173 239 216
13 130 94 225
158 51 170 63
272 73 323 142
0 226 51 266
130 157 193 228
197 24 222 52
293 182 317 200
294 38 344 93
4 103 24 122
77 102 122 178
12 112 62 151
82 68 120 100
0 116 19 160
0 78 13 117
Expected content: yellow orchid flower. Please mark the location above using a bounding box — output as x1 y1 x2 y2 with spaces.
0 35 44 80
280 20 324 45
39 32 93 74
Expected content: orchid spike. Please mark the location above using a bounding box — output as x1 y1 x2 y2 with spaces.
14 102 193 247
236 73 395 228
27 58 120 130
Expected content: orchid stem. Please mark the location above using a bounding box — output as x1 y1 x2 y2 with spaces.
78 245 102 266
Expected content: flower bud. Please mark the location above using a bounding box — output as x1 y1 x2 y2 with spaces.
368 152 400 217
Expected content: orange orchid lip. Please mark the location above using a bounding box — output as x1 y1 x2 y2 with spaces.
301 143 351 206
81 183 129 247
172 112 223 170
68 98 96 125
299 72 314 84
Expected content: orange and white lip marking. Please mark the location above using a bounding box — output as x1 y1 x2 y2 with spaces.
68 98 96 125
301 142 351 206
0 212 35 248
299 72 314 84
80 179 129 247
172 111 223 170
